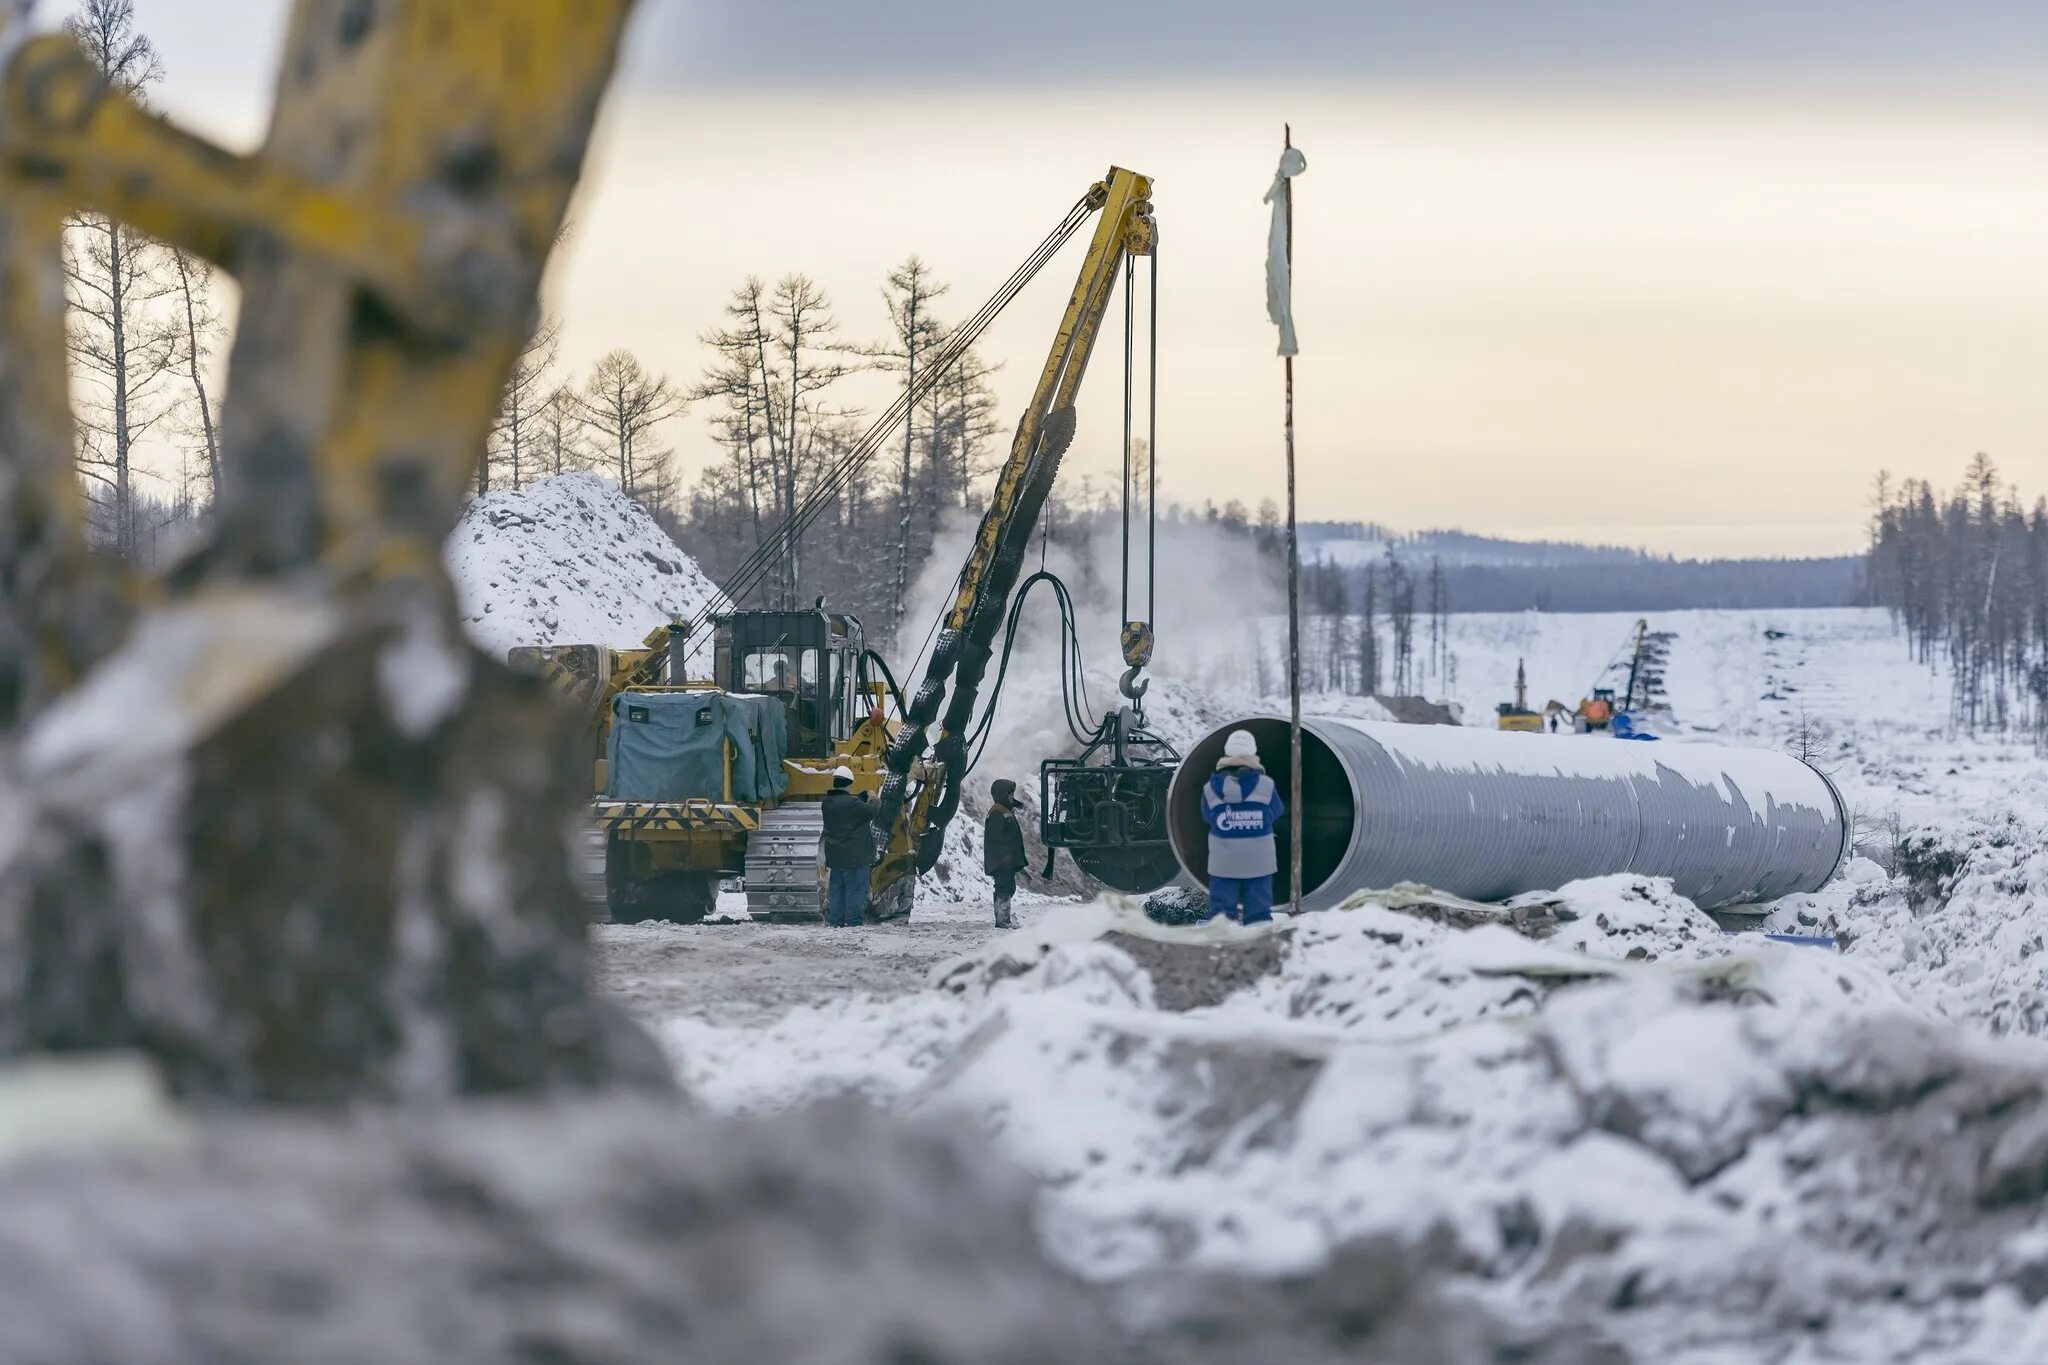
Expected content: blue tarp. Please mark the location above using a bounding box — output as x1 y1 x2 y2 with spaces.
1762 933 1837 950
605 691 789 803
1611 712 1661 741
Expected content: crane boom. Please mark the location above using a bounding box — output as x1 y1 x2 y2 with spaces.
875 167 1157 887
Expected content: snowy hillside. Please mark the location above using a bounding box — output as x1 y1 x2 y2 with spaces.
445 473 728 662
1423 606 2025 830
1301 524 1646 570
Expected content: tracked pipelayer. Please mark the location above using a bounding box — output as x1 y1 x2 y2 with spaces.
524 169 1182 923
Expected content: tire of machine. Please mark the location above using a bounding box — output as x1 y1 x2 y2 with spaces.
604 834 648 924
605 835 716 925
642 871 716 925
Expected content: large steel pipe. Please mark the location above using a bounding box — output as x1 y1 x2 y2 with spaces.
1167 717 1848 912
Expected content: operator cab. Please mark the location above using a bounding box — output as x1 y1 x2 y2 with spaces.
712 608 867 760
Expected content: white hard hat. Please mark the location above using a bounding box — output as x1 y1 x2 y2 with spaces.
832 765 855 784
1223 729 1259 759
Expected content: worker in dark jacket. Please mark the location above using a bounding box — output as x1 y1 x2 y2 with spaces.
1201 729 1285 924
983 778 1029 929
820 766 881 928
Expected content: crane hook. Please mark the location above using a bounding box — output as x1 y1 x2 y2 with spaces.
1118 620 1154 706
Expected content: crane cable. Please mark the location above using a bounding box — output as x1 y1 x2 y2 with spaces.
963 247 1159 784
1147 245 1159 633
686 193 1099 635
1117 248 1161 713
709 198 1086 612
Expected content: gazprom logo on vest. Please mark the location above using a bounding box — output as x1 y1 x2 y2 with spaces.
1215 808 1269 834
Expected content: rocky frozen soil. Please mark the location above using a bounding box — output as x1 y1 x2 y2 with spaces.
593 873 2048 1362
586 603 2048 1361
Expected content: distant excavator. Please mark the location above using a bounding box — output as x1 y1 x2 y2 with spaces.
1548 619 1675 734
1495 659 1544 732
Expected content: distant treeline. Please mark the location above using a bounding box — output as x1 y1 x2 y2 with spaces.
1293 520 1866 610
1428 557 1864 613
1298 521 1656 568
1866 456 2048 737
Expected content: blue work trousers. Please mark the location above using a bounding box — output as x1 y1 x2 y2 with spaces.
1208 875 1274 925
826 867 868 927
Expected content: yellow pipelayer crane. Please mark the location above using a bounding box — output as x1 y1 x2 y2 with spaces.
529 168 1180 923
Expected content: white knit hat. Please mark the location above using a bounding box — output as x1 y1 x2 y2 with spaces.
1223 729 1258 759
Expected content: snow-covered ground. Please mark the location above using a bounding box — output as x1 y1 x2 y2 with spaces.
584 600 2048 1360
445 479 2048 1357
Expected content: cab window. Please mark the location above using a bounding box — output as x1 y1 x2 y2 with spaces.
742 647 825 750
742 648 817 694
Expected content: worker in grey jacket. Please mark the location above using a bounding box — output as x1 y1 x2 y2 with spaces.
983 778 1028 929
1200 729 1285 924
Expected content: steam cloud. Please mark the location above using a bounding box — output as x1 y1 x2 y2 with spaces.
896 504 1283 799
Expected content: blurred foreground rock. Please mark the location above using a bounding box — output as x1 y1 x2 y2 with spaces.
0 1091 1600 1365
0 1097 1113 1365
0 584 668 1103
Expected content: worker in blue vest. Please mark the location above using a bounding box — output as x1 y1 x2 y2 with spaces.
1201 729 1286 924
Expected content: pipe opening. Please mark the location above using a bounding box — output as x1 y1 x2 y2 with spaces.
1168 718 1355 903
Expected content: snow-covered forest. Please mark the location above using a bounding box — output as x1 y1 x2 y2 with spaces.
1866 455 2048 741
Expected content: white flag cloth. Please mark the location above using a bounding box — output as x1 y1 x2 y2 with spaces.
1264 146 1307 357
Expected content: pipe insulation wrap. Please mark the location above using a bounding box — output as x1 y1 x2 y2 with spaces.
1167 718 1849 912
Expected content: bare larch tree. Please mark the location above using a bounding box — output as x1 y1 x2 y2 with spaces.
861 257 947 639
766 274 851 608
693 279 777 554
539 383 589 478
169 249 224 502
63 0 176 558
576 349 683 503
485 313 561 493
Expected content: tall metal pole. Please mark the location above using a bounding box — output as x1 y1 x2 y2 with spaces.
1283 124 1304 917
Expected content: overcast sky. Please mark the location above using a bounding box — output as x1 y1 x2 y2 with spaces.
128 0 2048 557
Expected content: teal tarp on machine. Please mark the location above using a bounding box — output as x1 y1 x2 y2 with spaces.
605 692 790 803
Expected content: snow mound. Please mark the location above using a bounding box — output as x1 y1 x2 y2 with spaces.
1770 780 2048 1038
1517 874 1728 961
652 887 2048 1361
930 901 1131 1001
901 912 2048 1360
445 473 728 660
